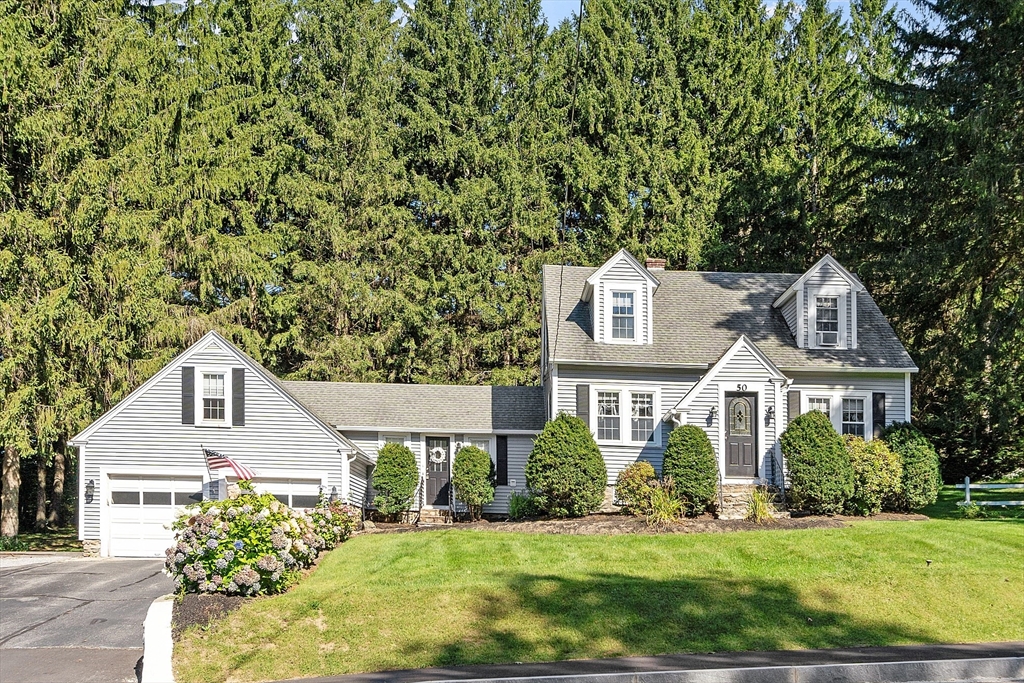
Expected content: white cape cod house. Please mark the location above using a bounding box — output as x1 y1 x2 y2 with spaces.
72 250 916 556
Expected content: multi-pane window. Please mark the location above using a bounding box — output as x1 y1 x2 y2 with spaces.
631 392 655 442
611 291 635 340
597 391 621 441
383 435 406 446
842 398 865 437
815 296 839 346
202 373 225 421
469 439 491 455
808 397 831 416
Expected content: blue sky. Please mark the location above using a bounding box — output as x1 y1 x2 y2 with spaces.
537 1 922 26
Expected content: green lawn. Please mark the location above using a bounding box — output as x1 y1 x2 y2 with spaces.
0 527 82 552
175 494 1024 683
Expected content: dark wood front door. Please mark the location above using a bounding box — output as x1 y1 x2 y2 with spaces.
425 437 451 507
725 393 757 478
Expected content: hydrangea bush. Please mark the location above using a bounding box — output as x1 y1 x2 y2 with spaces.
164 487 358 596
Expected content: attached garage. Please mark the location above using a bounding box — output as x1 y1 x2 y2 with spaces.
106 475 203 557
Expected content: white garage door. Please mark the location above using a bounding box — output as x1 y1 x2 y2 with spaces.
108 475 204 557
251 478 322 509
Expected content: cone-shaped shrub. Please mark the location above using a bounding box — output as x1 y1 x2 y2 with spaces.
452 445 494 520
882 422 941 510
662 425 718 515
781 410 854 514
525 413 607 517
372 443 419 520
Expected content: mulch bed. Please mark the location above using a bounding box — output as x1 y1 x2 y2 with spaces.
172 593 247 640
363 511 929 536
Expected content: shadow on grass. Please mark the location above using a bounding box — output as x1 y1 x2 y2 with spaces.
417 573 935 667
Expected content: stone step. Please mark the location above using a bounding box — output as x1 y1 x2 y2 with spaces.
417 508 453 526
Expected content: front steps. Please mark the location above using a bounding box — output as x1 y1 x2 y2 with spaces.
717 485 786 520
417 508 453 526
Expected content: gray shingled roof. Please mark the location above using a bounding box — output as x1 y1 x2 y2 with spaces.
280 382 546 432
543 265 916 370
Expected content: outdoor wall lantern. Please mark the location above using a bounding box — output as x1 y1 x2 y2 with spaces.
766 405 776 425
707 405 718 427
330 486 338 502
85 479 95 504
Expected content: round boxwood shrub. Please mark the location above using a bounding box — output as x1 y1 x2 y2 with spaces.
164 487 357 596
844 436 902 515
662 425 718 516
615 460 657 516
453 445 495 520
372 442 419 520
882 422 941 510
525 413 607 517
781 411 854 514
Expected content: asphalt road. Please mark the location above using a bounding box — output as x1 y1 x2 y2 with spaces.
0 554 173 683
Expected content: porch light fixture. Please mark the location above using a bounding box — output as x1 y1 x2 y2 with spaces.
330 486 338 502
85 479 95 504
766 405 776 424
707 405 718 427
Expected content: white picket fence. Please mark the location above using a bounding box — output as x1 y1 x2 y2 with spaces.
955 477 1024 506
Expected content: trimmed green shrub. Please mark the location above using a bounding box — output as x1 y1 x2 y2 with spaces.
882 422 941 510
165 490 357 596
372 443 419 520
452 445 495 520
844 436 903 515
781 411 854 514
615 461 657 516
662 425 718 516
525 413 607 517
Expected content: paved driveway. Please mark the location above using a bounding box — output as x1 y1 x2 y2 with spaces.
0 554 174 683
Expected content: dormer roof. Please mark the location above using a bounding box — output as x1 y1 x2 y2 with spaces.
772 254 864 309
581 248 660 302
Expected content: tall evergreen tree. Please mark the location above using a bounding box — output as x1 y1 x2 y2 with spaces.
868 0 1023 479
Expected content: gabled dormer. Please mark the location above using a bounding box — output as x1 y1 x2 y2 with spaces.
772 255 865 350
581 249 660 345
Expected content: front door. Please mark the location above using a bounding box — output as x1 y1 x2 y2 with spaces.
425 437 451 507
725 393 757 478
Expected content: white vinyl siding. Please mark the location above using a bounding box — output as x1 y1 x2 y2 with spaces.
79 340 351 546
781 295 799 337
593 256 654 345
803 263 853 349
483 435 534 514
557 365 699 483
678 345 781 485
786 372 907 438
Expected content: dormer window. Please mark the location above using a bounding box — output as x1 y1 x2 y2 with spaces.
815 297 840 347
611 291 635 340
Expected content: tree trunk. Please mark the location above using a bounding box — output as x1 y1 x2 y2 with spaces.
35 451 48 531
1 445 20 537
48 442 65 527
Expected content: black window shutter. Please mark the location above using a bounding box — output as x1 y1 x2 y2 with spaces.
576 384 590 424
787 390 800 426
232 368 245 426
496 436 508 486
181 366 195 424
872 392 886 439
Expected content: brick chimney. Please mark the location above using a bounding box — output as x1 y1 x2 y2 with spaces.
645 257 666 271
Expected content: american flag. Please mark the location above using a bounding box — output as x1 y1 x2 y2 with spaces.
203 448 257 480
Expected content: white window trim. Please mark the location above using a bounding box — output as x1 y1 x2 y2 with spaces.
195 366 232 428
590 385 662 447
809 290 848 350
601 281 646 345
801 390 873 440
380 433 411 449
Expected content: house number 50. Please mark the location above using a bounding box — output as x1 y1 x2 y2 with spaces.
737 384 747 391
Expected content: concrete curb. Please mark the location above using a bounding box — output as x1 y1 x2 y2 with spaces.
424 657 1024 683
142 593 176 683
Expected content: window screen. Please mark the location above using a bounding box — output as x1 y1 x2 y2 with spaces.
597 391 621 440
631 392 655 442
